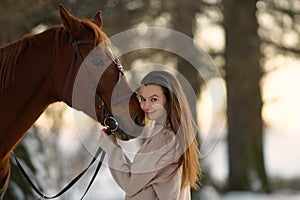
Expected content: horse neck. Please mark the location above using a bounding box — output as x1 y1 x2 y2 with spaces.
0 28 63 96
0 28 64 162
20 27 69 101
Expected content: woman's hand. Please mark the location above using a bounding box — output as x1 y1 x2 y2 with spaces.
99 126 118 153
100 126 116 141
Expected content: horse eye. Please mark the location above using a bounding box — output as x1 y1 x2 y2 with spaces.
91 58 103 67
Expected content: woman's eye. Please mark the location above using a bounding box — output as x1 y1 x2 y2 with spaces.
140 97 146 102
151 98 157 102
91 58 103 67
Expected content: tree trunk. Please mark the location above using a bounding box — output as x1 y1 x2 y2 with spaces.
171 0 202 119
223 0 269 192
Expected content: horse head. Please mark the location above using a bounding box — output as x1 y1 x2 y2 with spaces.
56 5 144 140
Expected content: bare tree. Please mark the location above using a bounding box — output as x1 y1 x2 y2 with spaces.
258 0 300 57
223 0 269 192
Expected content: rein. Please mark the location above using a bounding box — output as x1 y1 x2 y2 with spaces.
12 37 127 199
12 147 105 199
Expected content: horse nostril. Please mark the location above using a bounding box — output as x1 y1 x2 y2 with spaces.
134 115 144 126
121 133 130 141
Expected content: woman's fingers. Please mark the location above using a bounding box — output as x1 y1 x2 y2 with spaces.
99 126 116 143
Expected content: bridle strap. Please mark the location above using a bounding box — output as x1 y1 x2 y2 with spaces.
61 37 111 122
61 38 94 99
11 147 105 199
61 36 130 123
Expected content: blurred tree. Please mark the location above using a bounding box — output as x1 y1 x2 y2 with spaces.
257 0 300 58
197 0 299 193
171 0 203 111
222 0 299 192
223 0 269 192
0 0 57 45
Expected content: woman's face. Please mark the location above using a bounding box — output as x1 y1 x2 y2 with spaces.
139 84 167 124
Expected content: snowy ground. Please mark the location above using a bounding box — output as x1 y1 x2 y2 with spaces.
201 186 300 200
202 128 300 186
198 127 300 200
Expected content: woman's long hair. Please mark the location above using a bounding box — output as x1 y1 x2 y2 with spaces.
141 71 201 189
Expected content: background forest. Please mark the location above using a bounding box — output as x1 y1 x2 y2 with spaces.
1 0 300 199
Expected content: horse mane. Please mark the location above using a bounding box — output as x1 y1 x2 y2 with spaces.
0 37 28 93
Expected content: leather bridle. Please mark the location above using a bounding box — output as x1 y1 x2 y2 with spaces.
62 36 127 132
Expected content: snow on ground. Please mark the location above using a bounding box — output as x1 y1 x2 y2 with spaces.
221 190 300 200
200 186 300 200
264 128 300 180
198 127 300 199
202 128 300 185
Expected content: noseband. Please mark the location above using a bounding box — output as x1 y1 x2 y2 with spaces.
62 36 126 131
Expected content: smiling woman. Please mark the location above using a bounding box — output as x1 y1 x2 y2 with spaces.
139 84 168 124
99 70 201 200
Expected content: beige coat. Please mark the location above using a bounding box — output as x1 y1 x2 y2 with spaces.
99 126 191 200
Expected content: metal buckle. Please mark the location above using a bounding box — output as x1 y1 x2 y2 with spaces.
103 116 119 131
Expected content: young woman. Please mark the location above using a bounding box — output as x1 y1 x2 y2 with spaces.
99 71 201 200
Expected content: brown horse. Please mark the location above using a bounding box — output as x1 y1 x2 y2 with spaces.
0 5 144 198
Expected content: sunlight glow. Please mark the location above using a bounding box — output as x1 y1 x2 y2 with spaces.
262 60 300 132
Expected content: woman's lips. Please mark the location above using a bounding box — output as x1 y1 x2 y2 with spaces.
146 111 154 116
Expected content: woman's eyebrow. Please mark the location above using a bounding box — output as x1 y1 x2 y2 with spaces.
139 94 159 98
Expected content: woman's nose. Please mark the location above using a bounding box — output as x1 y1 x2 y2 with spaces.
142 101 150 111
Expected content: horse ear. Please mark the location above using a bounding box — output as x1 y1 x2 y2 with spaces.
93 11 103 28
59 4 82 35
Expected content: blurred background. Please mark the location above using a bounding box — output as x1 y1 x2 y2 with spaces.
1 0 300 199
